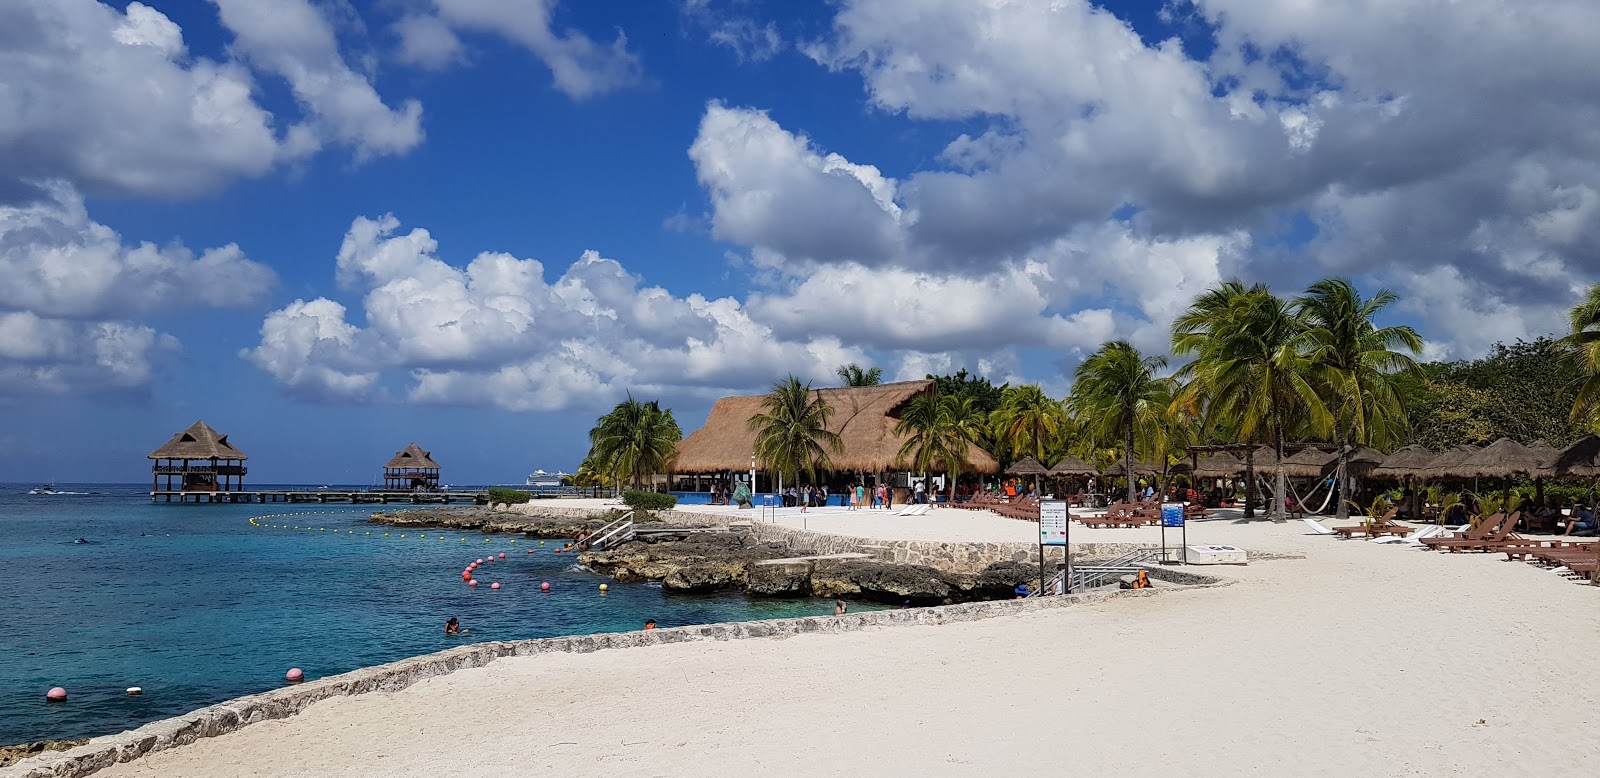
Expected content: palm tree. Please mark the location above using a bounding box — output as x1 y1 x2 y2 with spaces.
1567 282 1600 427
836 363 884 387
1294 278 1423 519
1173 281 1329 519
748 376 844 502
587 395 683 492
895 393 986 500
989 384 1070 466
1069 341 1171 504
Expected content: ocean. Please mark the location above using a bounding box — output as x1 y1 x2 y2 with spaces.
0 484 862 745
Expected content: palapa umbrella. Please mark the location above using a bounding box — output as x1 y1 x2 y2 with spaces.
1417 444 1482 480
1370 444 1436 479
1007 456 1049 475
1047 456 1098 477
1102 459 1164 477
1548 434 1600 478
1280 447 1338 478
1450 438 1550 480
1344 446 1388 475
1190 452 1245 478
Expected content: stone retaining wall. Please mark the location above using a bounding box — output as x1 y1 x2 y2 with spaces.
747 523 1177 574
1 577 1227 778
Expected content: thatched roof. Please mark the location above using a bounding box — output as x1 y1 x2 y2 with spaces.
1370 444 1435 478
1190 452 1244 477
1280 447 1338 478
148 420 246 461
1242 445 1281 466
1443 438 1550 479
1008 456 1048 475
1103 458 1187 477
384 443 440 470
1417 445 1482 479
674 379 999 475
1047 456 1098 476
1548 435 1600 478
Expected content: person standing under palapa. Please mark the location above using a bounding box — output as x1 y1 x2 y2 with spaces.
855 481 867 512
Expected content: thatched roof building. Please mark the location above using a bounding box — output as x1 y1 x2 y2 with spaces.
383 443 441 491
149 420 247 461
1008 456 1049 475
1190 452 1244 478
1548 435 1600 478
1280 447 1338 478
674 380 999 475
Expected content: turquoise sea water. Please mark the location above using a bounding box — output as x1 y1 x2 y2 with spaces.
0 484 863 745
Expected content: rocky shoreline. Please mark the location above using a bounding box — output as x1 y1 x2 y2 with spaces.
1 739 87 769
369 506 1037 605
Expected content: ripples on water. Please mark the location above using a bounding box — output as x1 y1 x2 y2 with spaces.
0 485 865 744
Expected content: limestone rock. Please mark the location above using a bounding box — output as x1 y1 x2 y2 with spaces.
747 561 813 596
0 739 88 768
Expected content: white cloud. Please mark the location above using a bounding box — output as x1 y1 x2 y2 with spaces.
211 0 423 160
245 215 866 409
417 0 642 98
0 183 276 320
0 0 280 200
393 14 464 70
0 312 177 395
682 0 782 63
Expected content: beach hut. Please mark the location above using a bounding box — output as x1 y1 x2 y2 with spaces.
1370 445 1436 479
1190 452 1244 478
1047 456 1098 477
383 443 441 491
1280 447 1338 478
149 420 248 499
673 379 1000 497
1008 456 1049 475
1448 438 1550 480
1548 435 1600 478
1417 445 1483 481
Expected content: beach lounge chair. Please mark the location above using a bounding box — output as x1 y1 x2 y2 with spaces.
1303 518 1337 535
1331 508 1399 538
1428 513 1522 552
1419 513 1503 550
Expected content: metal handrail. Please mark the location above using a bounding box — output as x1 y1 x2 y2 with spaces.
589 511 636 550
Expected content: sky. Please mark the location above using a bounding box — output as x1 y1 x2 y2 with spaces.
4 0 1600 484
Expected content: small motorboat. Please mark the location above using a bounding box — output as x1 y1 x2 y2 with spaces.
29 484 61 495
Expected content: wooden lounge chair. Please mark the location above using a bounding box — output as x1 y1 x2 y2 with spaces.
1504 540 1598 562
1430 513 1523 552
1333 508 1399 538
1419 513 1504 550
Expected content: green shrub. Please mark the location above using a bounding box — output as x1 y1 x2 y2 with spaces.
488 487 532 505
623 490 677 512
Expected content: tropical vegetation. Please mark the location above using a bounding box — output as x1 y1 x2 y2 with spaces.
894 393 987 500
584 395 682 491
748 375 844 494
836 363 884 387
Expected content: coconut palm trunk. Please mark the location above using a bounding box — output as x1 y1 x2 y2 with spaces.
1125 428 1137 504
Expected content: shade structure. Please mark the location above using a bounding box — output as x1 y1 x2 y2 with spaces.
1344 446 1388 474
1280 447 1338 478
1007 456 1049 475
1370 444 1435 478
674 379 1000 475
1046 455 1098 477
1189 452 1245 478
1416 444 1482 480
1548 434 1600 478
1244 445 1281 467
1442 438 1552 479
1103 458 1188 477
148 420 247 461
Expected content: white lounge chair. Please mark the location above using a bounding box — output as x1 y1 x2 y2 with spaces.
1303 518 1337 535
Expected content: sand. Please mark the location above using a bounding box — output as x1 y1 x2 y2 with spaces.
83 518 1600 778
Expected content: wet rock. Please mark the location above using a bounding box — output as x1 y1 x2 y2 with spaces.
0 739 88 768
747 561 813 596
661 563 747 593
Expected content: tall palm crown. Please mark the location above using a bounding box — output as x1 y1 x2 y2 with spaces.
1293 278 1422 518
748 376 844 489
1172 281 1329 518
989 384 1069 464
1069 341 1170 503
1567 282 1600 426
587 395 682 489
895 393 986 498
836 363 884 387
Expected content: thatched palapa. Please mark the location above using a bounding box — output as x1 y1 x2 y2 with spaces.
383 443 441 490
1047 456 1098 477
1370 444 1435 478
674 380 999 475
1007 456 1049 475
1103 459 1186 477
149 420 248 461
149 420 248 494
1280 447 1338 478
1190 452 1244 478
1442 438 1550 479
1417 445 1482 479
1548 435 1600 478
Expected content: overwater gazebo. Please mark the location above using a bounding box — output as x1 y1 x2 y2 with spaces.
383 443 441 491
149 420 248 498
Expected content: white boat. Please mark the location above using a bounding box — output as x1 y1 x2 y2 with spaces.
29 484 60 495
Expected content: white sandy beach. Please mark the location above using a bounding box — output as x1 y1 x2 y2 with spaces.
77 512 1600 778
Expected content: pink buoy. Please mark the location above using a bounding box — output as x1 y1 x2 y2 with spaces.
498 552 505 559
468 579 478 587
490 582 500 590
527 550 535 554
46 687 67 702
476 558 483 564
484 557 493 564
540 582 550 592
285 668 303 683
462 572 472 580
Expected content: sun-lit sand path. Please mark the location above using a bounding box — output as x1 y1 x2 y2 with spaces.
84 518 1600 778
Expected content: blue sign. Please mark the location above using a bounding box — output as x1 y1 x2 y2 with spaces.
1161 503 1185 527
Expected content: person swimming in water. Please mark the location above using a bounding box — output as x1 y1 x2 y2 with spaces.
74 538 89 544
445 617 467 636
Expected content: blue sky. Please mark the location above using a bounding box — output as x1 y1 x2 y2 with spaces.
3 0 1598 483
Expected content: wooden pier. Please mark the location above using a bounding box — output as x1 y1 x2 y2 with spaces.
150 489 489 505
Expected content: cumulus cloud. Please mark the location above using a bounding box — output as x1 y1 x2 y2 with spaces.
0 183 275 319
398 0 642 98
0 0 280 201
682 0 782 63
244 215 866 409
0 312 178 395
211 0 423 159
675 0 1600 366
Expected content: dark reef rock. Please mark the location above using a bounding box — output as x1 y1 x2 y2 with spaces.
1 739 89 768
